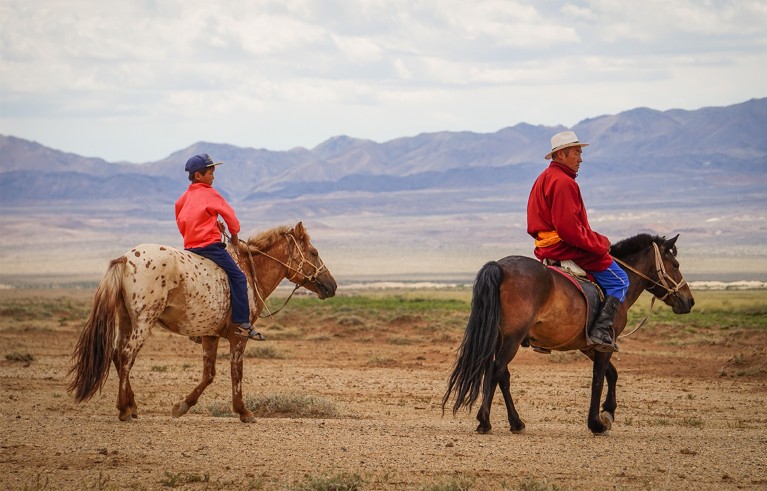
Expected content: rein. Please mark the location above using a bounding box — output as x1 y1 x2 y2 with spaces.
223 226 327 319
239 239 297 319
614 242 688 338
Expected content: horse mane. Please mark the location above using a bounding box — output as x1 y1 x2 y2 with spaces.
610 234 671 260
244 225 310 253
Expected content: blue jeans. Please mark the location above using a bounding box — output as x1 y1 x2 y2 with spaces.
588 260 629 303
187 242 250 324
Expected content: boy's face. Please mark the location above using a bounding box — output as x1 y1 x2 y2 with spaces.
195 167 215 185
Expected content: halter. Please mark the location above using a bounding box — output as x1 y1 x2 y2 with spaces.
614 242 689 337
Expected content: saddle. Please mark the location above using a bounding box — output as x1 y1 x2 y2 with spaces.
525 259 604 354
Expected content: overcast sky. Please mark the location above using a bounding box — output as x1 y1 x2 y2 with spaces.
1 0 765 163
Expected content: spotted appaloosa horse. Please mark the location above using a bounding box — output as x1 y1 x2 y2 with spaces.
442 234 695 435
68 222 337 422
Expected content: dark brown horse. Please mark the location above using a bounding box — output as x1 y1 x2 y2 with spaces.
442 234 695 435
68 222 337 422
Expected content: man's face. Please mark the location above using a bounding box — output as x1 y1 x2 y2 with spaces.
557 147 583 173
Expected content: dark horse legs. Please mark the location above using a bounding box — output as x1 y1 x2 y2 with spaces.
586 350 616 434
476 336 525 434
478 345 618 435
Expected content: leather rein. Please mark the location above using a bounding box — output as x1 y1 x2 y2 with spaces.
228 231 327 319
614 242 688 338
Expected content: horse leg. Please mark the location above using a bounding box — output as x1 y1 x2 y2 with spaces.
587 351 613 435
113 308 138 418
229 335 255 423
476 336 523 433
172 336 219 417
112 352 137 419
600 360 618 430
582 350 618 431
475 366 498 434
115 340 144 421
496 336 526 433
499 366 526 433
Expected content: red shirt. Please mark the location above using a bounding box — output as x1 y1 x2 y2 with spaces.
175 183 240 249
526 162 612 271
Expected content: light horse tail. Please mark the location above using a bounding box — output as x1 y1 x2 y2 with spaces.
67 256 126 402
442 260 504 415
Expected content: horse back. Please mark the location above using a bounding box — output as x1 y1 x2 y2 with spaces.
120 244 231 336
496 255 589 351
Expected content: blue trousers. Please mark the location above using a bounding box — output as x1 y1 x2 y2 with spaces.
588 260 629 303
187 242 250 324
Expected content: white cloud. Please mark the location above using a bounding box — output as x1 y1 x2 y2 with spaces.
0 0 765 161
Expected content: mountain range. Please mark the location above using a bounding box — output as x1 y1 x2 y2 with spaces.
1 97 766 282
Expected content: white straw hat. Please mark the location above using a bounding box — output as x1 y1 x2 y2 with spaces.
545 131 589 160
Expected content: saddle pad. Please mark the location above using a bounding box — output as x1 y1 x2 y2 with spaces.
547 266 604 336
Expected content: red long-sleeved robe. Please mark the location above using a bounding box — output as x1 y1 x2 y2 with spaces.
175 183 240 249
526 162 612 271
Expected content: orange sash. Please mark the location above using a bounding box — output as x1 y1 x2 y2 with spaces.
535 230 561 248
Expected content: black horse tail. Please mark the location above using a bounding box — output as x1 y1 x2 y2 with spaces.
67 256 126 402
442 260 503 415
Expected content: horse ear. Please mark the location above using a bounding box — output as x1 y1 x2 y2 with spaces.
664 234 679 250
294 221 306 238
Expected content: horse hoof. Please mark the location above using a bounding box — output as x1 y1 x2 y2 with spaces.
475 425 492 434
599 411 614 430
592 429 610 437
240 414 256 423
511 428 526 435
172 401 189 418
118 412 133 422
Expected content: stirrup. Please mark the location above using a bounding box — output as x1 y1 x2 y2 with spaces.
589 336 618 353
235 324 266 341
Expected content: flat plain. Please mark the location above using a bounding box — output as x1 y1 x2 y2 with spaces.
1 287 766 490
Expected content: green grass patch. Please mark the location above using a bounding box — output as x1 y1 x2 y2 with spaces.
628 290 767 330
269 294 470 319
0 296 91 323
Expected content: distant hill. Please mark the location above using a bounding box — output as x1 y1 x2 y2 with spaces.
1 98 766 282
2 98 765 209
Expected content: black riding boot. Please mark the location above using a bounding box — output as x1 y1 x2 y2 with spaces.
589 295 621 352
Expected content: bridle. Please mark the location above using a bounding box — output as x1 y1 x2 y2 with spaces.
281 233 328 287
614 242 688 337
233 232 327 319
615 242 687 301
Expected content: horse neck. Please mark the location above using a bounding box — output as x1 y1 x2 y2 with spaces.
246 241 291 299
619 252 655 309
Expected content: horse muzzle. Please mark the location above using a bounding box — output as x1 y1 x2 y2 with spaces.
316 275 337 299
671 294 695 314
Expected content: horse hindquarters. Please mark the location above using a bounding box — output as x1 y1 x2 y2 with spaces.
68 257 126 402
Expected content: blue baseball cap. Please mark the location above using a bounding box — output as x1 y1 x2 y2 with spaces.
184 153 223 173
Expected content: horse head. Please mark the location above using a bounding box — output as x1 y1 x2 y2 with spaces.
648 234 695 314
284 222 337 299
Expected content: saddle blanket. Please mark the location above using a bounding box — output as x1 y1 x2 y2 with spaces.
524 261 605 354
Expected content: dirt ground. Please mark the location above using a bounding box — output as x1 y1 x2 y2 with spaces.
1 288 767 490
